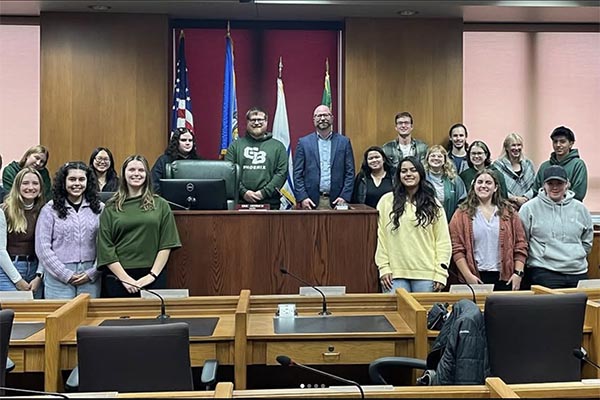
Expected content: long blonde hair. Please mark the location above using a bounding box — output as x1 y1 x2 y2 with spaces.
113 155 156 212
424 145 458 179
2 168 45 233
500 132 525 162
18 145 49 168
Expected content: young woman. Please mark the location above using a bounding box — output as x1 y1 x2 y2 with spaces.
89 147 119 192
2 145 52 199
423 145 467 222
492 133 536 210
98 155 181 297
35 162 103 299
459 140 508 199
0 168 45 297
376 156 451 293
352 146 395 208
151 128 199 194
447 123 469 174
449 169 528 291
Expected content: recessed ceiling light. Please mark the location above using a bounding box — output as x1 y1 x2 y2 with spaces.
397 10 418 17
88 5 112 11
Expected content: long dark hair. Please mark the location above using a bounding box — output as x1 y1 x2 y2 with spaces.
51 161 102 219
459 168 512 219
390 156 441 230
89 146 118 183
360 146 393 176
165 128 199 160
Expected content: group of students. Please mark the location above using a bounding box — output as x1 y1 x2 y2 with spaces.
359 113 592 292
0 145 181 299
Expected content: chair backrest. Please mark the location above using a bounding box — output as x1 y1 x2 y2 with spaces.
0 309 15 391
77 322 193 392
165 160 239 209
485 293 587 384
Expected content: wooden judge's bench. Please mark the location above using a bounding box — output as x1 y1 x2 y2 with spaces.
166 205 380 296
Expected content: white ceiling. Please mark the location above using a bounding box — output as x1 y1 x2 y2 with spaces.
0 0 599 23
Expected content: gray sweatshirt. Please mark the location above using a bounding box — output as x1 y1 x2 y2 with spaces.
519 189 593 274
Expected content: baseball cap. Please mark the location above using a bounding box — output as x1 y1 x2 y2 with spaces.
543 165 568 183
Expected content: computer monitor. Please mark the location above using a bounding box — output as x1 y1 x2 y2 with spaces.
98 192 116 204
159 179 227 210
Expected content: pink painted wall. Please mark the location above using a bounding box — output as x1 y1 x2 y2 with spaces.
0 25 39 177
464 31 600 212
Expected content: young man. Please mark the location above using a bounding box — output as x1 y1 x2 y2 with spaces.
225 107 288 209
520 165 593 289
382 111 428 167
447 123 469 174
293 105 355 210
533 126 587 201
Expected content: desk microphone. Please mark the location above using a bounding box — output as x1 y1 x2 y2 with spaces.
280 267 331 315
0 386 69 398
573 347 600 371
440 264 476 303
163 198 190 210
276 355 364 399
108 275 170 320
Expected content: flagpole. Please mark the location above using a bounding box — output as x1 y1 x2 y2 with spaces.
278 56 283 79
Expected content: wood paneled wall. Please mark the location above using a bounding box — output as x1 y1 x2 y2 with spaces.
344 18 463 164
40 13 169 175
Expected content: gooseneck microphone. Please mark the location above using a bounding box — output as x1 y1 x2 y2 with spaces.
0 386 69 398
280 267 331 315
276 355 364 399
163 198 190 210
108 275 170 320
440 264 476 303
573 347 600 371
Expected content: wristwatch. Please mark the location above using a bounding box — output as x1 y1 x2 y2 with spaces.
513 270 524 278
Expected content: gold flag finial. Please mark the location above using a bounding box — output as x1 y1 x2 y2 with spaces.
226 21 231 36
325 58 329 74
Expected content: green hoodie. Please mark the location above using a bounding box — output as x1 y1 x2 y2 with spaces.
224 132 288 208
533 149 587 201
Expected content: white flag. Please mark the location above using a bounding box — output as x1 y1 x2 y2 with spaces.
272 77 296 209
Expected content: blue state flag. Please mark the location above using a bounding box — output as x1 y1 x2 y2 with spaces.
220 32 238 156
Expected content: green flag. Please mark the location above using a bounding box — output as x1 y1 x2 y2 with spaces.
321 59 332 109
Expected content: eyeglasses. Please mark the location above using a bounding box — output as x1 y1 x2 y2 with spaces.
249 118 266 124
470 152 486 156
179 138 193 142
95 157 110 163
396 121 411 126
314 113 332 119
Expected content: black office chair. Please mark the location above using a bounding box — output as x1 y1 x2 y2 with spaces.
76 322 194 392
369 293 588 385
485 292 587 383
1 309 15 395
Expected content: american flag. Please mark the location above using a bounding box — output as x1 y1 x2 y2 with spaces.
171 31 194 134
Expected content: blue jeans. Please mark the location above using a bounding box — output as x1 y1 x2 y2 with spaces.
0 259 43 298
384 278 434 293
44 261 101 299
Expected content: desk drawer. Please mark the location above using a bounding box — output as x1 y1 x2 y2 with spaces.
266 340 395 365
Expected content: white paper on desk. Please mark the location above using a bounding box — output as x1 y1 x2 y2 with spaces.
581 379 600 385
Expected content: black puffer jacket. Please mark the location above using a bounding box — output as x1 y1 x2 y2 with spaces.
428 299 489 385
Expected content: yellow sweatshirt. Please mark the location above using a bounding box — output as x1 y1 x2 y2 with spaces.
375 192 451 285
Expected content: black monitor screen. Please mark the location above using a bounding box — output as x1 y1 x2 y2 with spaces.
98 192 116 203
159 179 227 210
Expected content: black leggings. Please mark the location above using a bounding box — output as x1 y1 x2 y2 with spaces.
101 268 168 298
478 271 511 291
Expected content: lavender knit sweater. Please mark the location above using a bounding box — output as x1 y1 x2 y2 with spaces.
35 200 103 283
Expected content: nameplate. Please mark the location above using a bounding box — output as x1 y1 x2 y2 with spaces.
0 291 34 301
329 385 394 392
577 279 600 289
299 286 346 296
140 289 189 299
450 284 494 294
236 204 271 210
